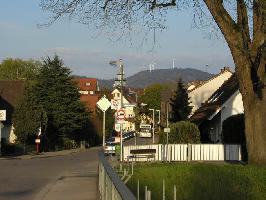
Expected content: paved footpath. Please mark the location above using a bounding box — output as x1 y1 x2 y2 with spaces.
36 148 99 200
0 148 100 200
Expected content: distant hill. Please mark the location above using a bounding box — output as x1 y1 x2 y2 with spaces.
98 68 213 89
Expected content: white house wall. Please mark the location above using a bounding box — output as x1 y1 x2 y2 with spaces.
221 90 244 127
189 71 232 115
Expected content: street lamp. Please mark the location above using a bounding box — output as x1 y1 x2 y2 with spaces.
149 108 155 144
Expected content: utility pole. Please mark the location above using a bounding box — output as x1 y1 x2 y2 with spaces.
156 109 160 131
149 108 155 144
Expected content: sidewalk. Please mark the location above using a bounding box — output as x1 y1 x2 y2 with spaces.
0 148 84 160
34 148 99 200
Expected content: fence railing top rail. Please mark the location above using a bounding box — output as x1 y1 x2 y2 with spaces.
99 151 136 200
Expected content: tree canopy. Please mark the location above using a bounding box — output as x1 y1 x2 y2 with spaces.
0 58 41 80
169 79 192 122
139 83 168 110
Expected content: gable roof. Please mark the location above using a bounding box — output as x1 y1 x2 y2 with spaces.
74 78 98 92
190 74 239 123
188 67 232 93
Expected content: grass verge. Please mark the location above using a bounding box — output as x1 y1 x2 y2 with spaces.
127 162 266 200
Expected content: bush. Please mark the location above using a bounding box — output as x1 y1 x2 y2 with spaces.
160 121 200 143
222 114 247 161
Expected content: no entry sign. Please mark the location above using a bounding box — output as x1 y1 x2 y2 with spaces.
116 109 125 122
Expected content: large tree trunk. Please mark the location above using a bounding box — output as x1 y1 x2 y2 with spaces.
244 96 266 165
204 0 266 165
234 51 266 165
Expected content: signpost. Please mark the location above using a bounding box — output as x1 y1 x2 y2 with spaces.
96 95 111 147
0 110 6 156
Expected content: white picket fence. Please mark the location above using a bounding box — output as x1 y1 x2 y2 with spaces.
123 144 241 162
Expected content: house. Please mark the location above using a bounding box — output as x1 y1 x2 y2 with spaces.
111 88 136 132
188 67 233 116
74 78 100 113
0 80 25 143
190 74 244 143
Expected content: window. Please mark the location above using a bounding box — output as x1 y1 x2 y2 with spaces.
89 91 94 95
85 82 91 86
117 93 120 98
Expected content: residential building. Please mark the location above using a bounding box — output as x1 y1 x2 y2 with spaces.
0 80 25 143
188 67 233 116
74 78 100 113
190 74 244 143
111 88 136 132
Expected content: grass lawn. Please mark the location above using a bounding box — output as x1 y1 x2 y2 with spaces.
126 162 266 200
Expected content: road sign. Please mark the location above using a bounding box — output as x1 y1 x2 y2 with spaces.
0 110 6 121
111 99 120 110
35 139 41 143
96 95 111 112
116 109 125 120
164 128 170 133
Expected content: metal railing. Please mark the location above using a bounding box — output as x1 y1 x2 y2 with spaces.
98 151 136 200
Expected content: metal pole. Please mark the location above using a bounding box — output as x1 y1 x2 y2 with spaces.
152 109 155 143
166 103 169 161
119 59 124 162
103 111 106 147
163 179 165 200
149 109 155 143
0 122 2 156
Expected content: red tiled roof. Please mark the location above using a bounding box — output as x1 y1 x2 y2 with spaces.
74 78 98 91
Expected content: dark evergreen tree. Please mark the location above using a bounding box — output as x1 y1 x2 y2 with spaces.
13 83 47 151
34 55 95 149
169 79 192 122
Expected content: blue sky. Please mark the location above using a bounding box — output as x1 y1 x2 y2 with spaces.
0 0 234 79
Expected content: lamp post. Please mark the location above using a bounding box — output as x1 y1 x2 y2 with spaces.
149 108 155 144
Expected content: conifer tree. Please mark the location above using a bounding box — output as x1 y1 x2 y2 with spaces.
169 79 192 122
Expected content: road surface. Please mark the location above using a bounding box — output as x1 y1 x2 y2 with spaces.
0 148 99 200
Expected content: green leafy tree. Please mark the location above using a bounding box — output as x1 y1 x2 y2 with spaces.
13 83 47 147
160 121 200 144
169 79 192 122
40 0 266 165
139 83 168 110
34 55 94 149
0 58 41 80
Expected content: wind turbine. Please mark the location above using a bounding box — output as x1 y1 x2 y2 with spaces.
172 58 176 69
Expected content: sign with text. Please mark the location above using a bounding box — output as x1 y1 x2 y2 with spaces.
0 110 6 121
111 99 120 110
164 128 170 133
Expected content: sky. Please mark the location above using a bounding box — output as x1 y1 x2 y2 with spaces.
0 0 234 79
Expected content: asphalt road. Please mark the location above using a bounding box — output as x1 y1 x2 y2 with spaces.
0 148 99 200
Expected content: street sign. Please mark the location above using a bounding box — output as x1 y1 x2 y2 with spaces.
35 139 41 143
116 109 125 120
111 99 120 110
0 110 6 121
164 128 170 133
115 123 121 132
96 95 111 112
116 109 126 123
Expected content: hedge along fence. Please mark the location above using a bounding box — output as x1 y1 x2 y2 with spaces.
123 144 241 162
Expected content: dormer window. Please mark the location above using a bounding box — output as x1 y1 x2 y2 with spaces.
85 82 91 86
